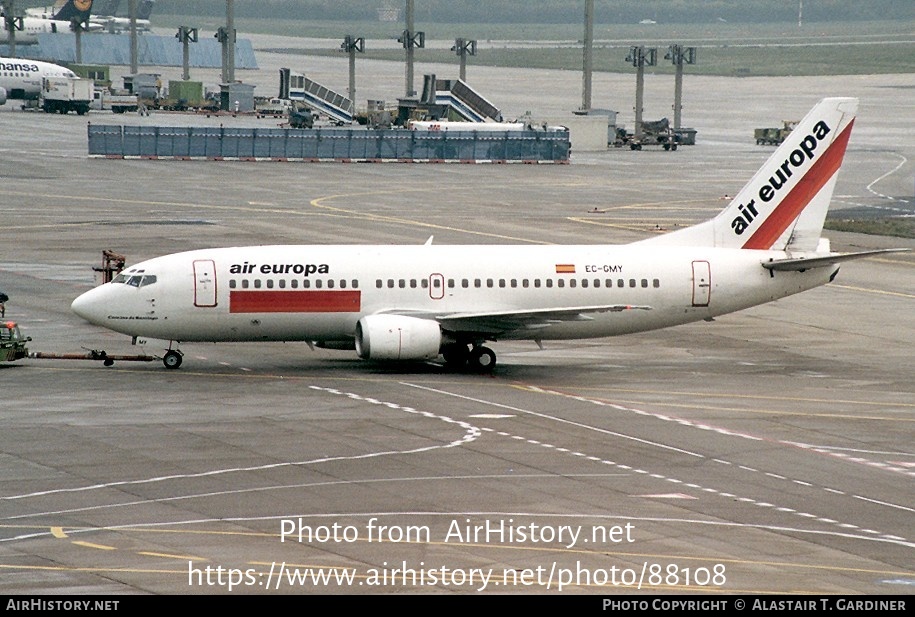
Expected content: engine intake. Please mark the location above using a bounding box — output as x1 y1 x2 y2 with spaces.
355 315 442 361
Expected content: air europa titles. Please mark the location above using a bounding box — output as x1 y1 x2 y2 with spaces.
229 262 329 276
731 119 832 236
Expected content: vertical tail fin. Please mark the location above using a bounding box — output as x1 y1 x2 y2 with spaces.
52 0 94 22
136 0 155 21
637 97 858 251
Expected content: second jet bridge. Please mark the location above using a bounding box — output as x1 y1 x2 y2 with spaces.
279 68 354 125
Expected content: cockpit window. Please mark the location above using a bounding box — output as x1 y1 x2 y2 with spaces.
111 274 157 288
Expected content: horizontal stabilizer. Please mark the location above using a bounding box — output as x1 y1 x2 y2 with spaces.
762 248 909 271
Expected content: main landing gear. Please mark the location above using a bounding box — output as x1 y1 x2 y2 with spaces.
442 342 496 373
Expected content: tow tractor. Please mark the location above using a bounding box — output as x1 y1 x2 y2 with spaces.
0 321 31 362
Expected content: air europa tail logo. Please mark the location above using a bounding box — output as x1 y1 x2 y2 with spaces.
731 120 832 236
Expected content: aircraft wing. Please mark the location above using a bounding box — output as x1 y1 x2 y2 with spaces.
762 248 909 271
382 304 652 336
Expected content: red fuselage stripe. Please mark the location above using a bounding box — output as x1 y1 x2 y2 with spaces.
742 119 854 250
230 290 361 313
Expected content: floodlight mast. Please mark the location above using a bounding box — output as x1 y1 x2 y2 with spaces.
626 45 657 143
665 44 696 129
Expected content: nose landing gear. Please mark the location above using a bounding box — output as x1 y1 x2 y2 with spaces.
163 348 183 369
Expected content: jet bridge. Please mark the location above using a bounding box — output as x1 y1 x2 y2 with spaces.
279 68 354 125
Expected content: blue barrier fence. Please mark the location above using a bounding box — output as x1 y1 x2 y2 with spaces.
87 125 571 163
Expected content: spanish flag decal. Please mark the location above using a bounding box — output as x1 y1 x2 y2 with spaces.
555 264 576 274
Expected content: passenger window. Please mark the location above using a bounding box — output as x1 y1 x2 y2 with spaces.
327 279 334 288
266 280 274 289
242 279 249 289
254 279 262 289
303 279 311 288
229 279 237 289
653 279 660 288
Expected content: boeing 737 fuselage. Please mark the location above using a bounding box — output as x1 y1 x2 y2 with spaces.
70 97 906 371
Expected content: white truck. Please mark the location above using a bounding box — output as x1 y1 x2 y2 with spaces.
40 76 94 115
93 88 140 114
256 97 292 118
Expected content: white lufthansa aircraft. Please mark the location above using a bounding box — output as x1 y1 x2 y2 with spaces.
71 97 904 371
0 55 76 103
1 0 97 45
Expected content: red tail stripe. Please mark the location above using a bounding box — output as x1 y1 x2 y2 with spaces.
742 119 854 250
230 290 361 313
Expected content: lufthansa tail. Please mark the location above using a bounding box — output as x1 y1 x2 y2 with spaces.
639 97 858 252
51 0 94 23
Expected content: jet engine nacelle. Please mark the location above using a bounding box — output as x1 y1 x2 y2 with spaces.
355 314 442 361
0 87 7 106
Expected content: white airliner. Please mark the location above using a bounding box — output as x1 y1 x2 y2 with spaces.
89 0 154 33
0 0 97 45
26 0 150 33
71 97 905 371
0 56 76 103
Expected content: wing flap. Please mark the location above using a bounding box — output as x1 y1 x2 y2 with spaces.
375 304 652 335
437 304 653 334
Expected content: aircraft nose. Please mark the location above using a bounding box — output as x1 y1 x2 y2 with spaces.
71 287 107 325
